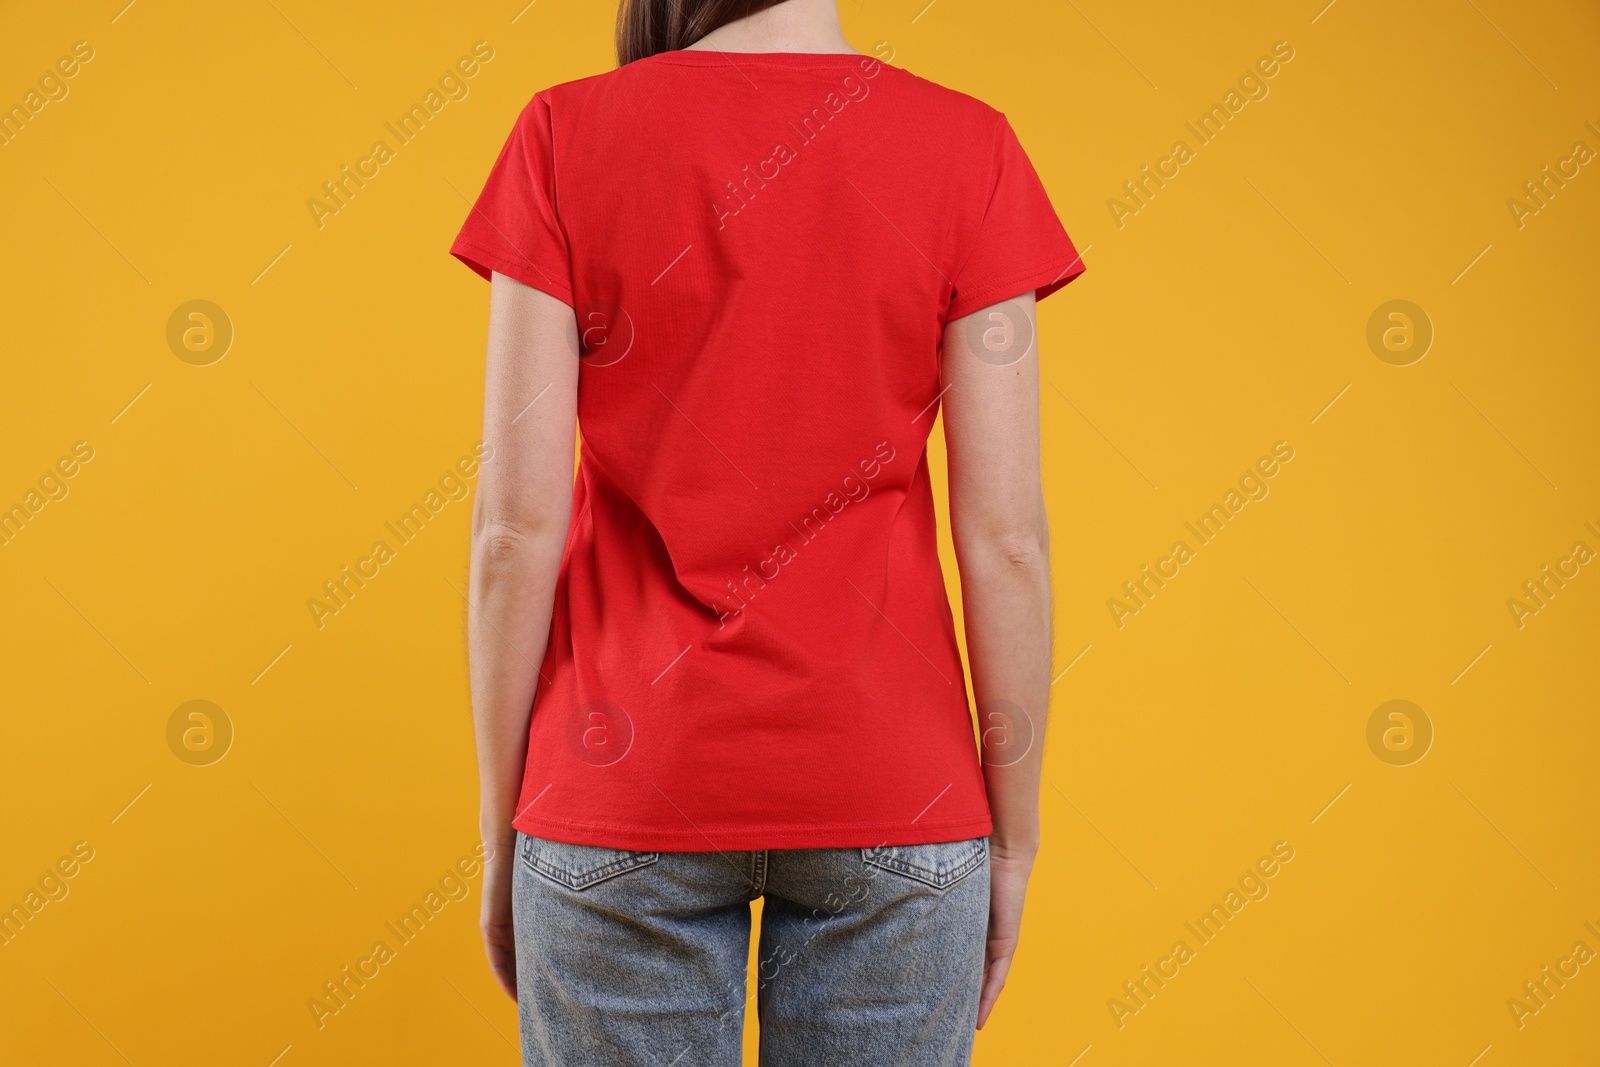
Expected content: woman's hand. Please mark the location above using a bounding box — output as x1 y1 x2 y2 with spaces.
977 842 1036 1029
480 836 519 1000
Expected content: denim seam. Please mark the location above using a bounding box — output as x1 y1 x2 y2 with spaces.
861 841 986 889
524 848 661 890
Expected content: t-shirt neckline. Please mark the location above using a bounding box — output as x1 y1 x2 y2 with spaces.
648 48 885 68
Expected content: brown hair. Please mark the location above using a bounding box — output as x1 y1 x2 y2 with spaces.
615 0 788 66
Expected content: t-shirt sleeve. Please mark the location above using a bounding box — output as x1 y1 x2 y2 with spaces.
946 114 1085 322
449 92 574 307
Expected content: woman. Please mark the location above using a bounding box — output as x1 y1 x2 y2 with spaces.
450 0 1084 1062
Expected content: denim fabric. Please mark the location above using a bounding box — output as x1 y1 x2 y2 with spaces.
512 831 990 1066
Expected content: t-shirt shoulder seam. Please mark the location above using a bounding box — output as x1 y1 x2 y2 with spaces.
531 68 617 102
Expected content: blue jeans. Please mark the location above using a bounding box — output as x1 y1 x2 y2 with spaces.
512 831 990 1066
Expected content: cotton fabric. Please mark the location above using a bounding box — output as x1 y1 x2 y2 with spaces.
452 50 1084 852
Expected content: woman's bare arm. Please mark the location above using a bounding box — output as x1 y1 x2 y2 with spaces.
939 292 1054 1027
469 271 579 996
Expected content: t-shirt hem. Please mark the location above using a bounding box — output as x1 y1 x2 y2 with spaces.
512 810 995 852
947 255 1087 322
450 236 574 309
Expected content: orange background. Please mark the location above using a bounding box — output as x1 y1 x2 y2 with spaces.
1 1 1596 1064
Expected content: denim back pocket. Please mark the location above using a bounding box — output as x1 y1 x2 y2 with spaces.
862 837 988 890
520 833 660 891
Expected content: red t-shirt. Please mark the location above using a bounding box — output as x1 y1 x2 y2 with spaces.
451 49 1084 851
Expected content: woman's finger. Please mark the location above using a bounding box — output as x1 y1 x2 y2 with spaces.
976 949 1013 1028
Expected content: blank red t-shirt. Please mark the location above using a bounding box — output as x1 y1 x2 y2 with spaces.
451 49 1084 851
